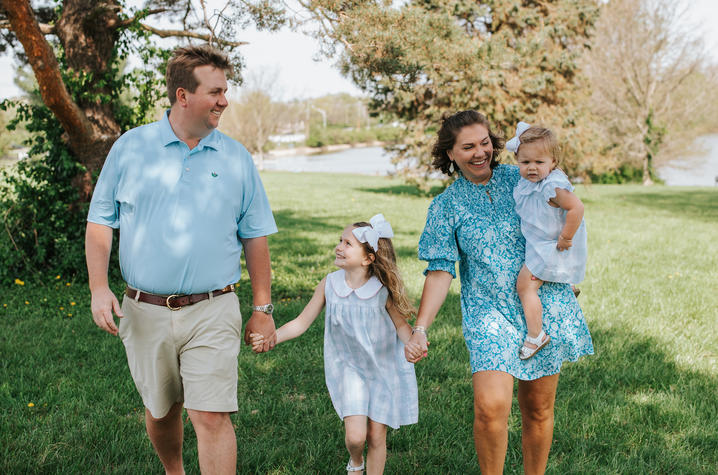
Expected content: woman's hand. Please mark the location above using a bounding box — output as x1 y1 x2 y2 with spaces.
405 331 429 363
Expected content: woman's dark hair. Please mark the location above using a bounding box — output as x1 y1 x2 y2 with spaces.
431 110 505 176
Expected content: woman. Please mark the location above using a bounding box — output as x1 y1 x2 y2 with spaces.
405 110 593 474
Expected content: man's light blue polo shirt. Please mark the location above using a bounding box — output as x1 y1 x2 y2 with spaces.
88 111 277 295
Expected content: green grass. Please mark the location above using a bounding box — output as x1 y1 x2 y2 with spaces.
1 173 716 474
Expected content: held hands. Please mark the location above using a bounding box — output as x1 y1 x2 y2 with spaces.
557 235 573 251
244 311 277 352
404 331 429 363
249 332 269 353
91 286 124 336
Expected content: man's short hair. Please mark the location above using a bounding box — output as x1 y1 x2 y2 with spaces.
165 45 233 105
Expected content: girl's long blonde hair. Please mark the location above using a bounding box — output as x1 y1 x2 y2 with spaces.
353 222 417 319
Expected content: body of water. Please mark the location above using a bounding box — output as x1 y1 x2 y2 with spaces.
264 138 718 187
658 135 718 186
262 146 396 175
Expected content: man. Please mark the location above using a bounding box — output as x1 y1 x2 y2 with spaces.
86 45 276 474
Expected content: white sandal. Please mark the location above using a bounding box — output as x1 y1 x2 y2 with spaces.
346 457 364 473
519 330 551 360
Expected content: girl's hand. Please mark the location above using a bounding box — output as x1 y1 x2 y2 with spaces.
249 332 267 353
557 235 573 251
405 332 429 363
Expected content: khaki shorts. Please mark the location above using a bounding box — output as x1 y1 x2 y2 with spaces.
119 290 242 418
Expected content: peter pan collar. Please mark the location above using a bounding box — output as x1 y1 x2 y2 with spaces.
329 269 383 299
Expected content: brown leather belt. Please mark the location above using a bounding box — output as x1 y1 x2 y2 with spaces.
125 284 235 311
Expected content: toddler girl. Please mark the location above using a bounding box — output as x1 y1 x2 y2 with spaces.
507 122 587 360
250 214 418 474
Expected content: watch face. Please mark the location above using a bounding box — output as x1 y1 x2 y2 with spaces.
266 303 274 313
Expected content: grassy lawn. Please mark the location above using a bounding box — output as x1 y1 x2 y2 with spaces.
1 172 716 474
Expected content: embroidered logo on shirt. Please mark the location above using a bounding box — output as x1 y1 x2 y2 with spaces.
211 172 218 177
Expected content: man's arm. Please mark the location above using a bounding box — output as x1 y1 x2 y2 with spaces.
240 236 275 351
86 222 123 335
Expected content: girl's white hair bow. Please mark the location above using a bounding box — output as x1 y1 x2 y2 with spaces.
505 121 531 153
352 213 394 251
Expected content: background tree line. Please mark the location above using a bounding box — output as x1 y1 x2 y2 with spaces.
1 0 717 282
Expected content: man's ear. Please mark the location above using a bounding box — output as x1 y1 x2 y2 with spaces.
175 87 187 107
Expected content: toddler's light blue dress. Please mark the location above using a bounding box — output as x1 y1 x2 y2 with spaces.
323 269 418 429
513 169 587 284
418 165 593 379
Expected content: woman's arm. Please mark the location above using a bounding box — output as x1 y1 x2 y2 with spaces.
386 298 412 344
250 277 326 352
405 270 453 362
550 188 584 251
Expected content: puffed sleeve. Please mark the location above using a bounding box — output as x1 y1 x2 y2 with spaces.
418 195 459 278
540 170 574 201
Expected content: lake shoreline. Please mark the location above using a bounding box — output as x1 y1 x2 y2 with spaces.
265 141 387 159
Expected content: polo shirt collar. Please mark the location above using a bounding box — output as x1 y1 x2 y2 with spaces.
159 110 222 151
330 269 383 299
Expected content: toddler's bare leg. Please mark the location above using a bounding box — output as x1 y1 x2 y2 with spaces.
517 264 544 344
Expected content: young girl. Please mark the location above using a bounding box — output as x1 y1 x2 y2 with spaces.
250 214 419 474
506 122 587 360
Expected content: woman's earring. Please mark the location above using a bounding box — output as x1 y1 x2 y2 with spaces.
449 161 455 173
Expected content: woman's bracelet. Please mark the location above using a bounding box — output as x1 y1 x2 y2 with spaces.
412 325 427 336
559 235 572 241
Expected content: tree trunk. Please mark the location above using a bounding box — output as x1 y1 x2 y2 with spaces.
2 0 123 201
642 155 654 186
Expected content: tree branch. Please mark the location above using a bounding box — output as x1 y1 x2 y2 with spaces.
116 8 168 28
137 22 247 47
0 19 54 34
0 0 93 144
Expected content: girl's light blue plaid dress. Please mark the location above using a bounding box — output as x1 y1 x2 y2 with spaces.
323 269 418 429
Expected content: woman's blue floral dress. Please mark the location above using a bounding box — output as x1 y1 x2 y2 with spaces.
418 165 593 379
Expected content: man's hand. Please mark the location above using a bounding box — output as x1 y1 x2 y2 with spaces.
405 331 429 363
244 311 276 351
91 286 123 336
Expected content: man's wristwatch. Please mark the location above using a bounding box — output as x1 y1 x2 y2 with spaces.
253 303 274 315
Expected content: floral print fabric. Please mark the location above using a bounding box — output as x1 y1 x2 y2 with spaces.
418 165 593 379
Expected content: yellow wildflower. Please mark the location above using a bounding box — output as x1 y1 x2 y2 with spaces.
28 402 34 407
70 302 76 306
66 283 71 286
59 307 64 311
55 275 61 279
24 301 29 305
15 278 25 286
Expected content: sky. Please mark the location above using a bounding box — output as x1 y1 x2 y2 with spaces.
1 0 717 101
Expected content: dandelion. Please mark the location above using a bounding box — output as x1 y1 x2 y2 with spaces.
2 304 6 308
15 278 25 286
67 313 73 317
65 283 71 287
28 402 34 407
59 307 64 311
70 302 76 306
55 275 61 279
24 301 29 305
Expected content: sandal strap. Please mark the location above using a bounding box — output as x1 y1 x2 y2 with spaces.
346 458 364 472
524 330 546 346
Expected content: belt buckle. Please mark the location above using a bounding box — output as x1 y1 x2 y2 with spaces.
166 294 181 311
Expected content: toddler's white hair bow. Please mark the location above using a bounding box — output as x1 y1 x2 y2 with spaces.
505 121 531 153
352 213 394 251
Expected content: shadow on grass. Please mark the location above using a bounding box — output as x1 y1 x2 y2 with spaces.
551 326 718 474
356 183 446 197
614 189 718 221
